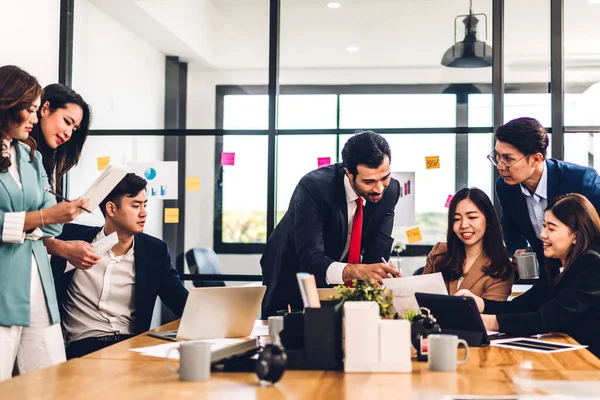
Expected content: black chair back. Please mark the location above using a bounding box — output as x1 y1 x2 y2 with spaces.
185 248 225 287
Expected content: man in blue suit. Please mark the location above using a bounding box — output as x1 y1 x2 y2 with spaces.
261 131 401 317
491 117 600 281
51 173 188 359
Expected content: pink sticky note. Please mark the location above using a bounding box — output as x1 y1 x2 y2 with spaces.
317 157 331 168
221 152 235 166
444 194 454 208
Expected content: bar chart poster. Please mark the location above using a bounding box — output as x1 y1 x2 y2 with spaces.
391 171 415 226
128 161 178 200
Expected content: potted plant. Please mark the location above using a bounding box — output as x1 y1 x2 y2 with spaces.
332 279 395 319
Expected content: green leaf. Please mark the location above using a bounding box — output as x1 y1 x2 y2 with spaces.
333 279 396 319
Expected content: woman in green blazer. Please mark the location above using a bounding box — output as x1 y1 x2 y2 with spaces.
0 65 89 381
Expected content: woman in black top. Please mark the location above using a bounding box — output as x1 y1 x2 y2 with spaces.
457 193 600 357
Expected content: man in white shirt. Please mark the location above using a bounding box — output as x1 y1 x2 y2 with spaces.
51 173 188 358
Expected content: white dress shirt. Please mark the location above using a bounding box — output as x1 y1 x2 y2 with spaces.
325 175 366 285
62 228 136 345
520 163 548 240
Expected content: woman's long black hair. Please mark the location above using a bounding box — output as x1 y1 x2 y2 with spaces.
434 188 512 281
29 83 91 196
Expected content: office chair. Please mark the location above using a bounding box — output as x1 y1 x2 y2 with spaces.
185 248 226 287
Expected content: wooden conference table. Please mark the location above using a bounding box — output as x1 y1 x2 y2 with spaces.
2 320 600 399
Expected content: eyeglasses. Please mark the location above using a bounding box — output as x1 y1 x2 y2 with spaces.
487 151 527 170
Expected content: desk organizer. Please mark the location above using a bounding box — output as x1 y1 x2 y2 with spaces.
343 301 412 373
279 300 343 370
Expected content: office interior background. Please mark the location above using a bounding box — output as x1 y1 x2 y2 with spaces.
2 0 600 322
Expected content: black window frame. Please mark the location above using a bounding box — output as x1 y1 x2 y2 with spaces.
213 81 591 254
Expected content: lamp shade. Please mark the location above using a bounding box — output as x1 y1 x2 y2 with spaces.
441 13 492 68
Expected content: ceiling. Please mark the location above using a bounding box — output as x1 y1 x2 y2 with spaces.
88 0 600 80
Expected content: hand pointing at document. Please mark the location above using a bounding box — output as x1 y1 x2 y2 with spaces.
342 261 402 286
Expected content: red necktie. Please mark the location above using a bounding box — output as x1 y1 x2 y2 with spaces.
345 198 363 287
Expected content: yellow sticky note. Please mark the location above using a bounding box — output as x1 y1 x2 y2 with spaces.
425 156 440 169
186 177 200 192
406 227 423 244
164 208 179 224
97 156 110 171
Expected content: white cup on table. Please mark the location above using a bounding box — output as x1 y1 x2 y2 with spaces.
165 342 212 382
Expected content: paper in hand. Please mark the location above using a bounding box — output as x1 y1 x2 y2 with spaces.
382 272 448 316
82 164 130 211
92 231 119 255
64 231 118 273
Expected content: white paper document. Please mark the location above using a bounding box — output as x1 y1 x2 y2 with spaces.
382 272 448 316
92 231 119 255
64 231 119 273
82 164 130 211
131 338 245 359
250 320 269 337
490 337 587 354
128 162 178 200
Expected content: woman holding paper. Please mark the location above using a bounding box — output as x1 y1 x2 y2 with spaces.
0 65 89 380
456 194 600 357
424 188 514 300
28 84 100 269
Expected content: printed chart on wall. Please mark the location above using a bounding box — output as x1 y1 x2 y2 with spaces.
128 162 178 200
391 172 415 226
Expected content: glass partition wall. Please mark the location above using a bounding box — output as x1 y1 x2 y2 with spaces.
59 0 591 267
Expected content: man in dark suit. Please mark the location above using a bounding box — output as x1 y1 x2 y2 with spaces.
261 131 401 317
491 117 600 281
51 173 188 359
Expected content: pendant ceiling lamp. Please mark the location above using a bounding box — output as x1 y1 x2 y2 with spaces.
441 0 492 68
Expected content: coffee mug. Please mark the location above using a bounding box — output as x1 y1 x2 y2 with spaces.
268 316 284 343
427 334 469 372
165 342 212 382
516 252 539 279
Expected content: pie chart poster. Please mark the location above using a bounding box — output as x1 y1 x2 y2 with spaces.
128 162 178 200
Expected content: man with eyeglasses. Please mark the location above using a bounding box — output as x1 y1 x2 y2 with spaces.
491 117 600 281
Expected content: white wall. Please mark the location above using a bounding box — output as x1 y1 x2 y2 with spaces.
0 0 60 85
68 0 166 240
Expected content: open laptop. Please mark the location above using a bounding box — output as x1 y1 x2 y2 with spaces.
149 286 266 341
415 292 506 347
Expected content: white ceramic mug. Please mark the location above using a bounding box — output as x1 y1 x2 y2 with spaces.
516 252 539 279
427 334 469 372
165 342 212 382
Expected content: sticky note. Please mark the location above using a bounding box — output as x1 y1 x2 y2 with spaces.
164 208 179 224
317 157 331 168
444 194 453 208
221 152 235 166
406 227 423 244
425 156 440 169
97 156 110 171
186 177 200 192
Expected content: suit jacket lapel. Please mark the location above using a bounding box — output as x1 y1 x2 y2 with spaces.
0 145 24 211
17 144 39 211
133 234 147 322
546 159 559 203
336 169 349 259
510 183 538 242
459 253 490 291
